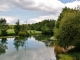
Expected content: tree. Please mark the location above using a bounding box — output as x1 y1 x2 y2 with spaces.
14 19 20 35
18 24 28 36
54 7 80 48
0 18 8 36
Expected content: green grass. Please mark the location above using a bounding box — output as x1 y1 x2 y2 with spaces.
59 54 73 60
0 29 42 36
7 29 15 35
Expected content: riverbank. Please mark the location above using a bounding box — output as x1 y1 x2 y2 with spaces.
0 29 42 36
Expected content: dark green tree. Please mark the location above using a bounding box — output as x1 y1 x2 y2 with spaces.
18 24 28 36
27 19 55 34
14 19 20 35
0 18 8 36
54 7 80 48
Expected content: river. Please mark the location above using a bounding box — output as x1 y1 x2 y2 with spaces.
0 35 56 60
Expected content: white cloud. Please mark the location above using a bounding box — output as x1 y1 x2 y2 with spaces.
27 15 58 24
0 16 27 25
65 1 80 8
0 0 11 11
10 0 64 14
0 16 18 24
0 0 80 24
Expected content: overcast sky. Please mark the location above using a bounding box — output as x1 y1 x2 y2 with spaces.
0 0 80 24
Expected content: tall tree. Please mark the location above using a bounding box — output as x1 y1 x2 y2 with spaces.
0 18 8 36
54 7 80 48
14 19 20 35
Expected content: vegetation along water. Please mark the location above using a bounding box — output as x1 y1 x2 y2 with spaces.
0 6 80 60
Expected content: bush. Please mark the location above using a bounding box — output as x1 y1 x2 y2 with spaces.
18 31 28 36
1 30 7 36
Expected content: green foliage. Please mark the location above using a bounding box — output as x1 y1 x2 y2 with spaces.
28 30 42 34
18 24 28 36
8 25 14 29
54 7 80 48
0 18 8 36
41 25 51 34
14 20 20 35
27 19 55 34
59 54 73 60
18 31 27 36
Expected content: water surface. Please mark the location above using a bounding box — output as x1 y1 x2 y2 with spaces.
0 35 56 60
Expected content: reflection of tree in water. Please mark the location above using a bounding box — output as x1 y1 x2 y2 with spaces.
33 34 52 41
0 38 8 55
42 40 56 47
33 34 56 47
14 36 28 51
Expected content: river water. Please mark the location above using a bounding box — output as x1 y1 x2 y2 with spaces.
0 35 56 60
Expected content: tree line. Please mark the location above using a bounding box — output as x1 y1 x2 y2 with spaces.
0 18 55 36
27 20 55 34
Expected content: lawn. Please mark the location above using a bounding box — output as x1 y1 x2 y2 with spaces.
7 29 15 35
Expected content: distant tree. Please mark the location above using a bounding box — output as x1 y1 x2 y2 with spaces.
27 19 55 34
18 24 28 36
14 19 20 35
0 18 8 36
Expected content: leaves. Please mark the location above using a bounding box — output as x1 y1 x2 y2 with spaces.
54 7 80 48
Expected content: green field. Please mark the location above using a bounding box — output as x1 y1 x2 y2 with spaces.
0 29 42 36
7 29 15 35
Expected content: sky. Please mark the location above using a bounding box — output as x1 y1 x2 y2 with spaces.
0 0 80 24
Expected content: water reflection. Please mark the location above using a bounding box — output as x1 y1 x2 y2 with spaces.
33 34 55 47
14 36 28 51
0 38 8 55
0 35 56 60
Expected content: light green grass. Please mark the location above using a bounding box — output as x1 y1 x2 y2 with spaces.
7 29 15 34
59 54 73 60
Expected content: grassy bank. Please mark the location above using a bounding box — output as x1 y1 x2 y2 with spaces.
7 29 15 35
58 52 80 60
0 29 42 36
58 54 73 60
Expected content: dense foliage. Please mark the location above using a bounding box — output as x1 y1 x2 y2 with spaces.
14 20 20 35
54 7 80 48
18 24 28 36
0 18 8 36
14 20 28 36
27 19 55 34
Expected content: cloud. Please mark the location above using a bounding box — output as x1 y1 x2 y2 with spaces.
0 16 18 24
0 16 27 25
0 0 11 11
0 0 80 12
10 0 64 14
0 0 80 24
27 15 58 24
65 0 80 8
